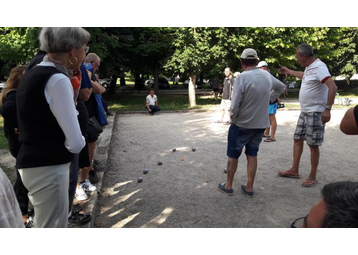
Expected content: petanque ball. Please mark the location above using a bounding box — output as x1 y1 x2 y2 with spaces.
143 169 148 174
224 167 228 173
137 177 143 183
158 161 162 165
192 148 196 152
172 148 176 152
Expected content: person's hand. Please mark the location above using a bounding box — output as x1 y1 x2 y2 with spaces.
321 110 331 124
279 66 290 75
87 70 92 79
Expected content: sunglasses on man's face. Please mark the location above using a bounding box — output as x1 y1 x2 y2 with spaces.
291 215 307 228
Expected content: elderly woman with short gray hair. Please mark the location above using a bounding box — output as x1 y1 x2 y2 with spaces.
16 27 90 227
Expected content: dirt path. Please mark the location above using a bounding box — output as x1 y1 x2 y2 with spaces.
93 109 358 227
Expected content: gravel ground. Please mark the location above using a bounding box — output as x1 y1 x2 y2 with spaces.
94 108 358 228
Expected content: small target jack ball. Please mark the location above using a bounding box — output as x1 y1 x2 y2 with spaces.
158 161 163 165
181 158 184 161
143 169 149 174
137 177 143 183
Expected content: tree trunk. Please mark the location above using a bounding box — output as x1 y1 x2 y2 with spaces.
189 74 196 107
135 73 141 91
154 65 159 94
199 72 204 86
108 77 117 94
343 77 350 92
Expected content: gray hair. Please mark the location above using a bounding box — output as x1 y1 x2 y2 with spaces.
39 27 91 53
297 43 314 57
85 53 101 63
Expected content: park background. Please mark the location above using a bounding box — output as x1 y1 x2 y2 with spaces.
1 1 358 254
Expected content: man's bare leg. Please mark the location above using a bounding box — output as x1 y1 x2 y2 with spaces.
279 139 304 176
225 157 238 189
245 155 257 192
307 145 319 181
269 114 277 140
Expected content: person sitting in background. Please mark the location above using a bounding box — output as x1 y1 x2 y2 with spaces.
16 27 88 227
146 89 161 115
292 181 358 228
0 65 32 227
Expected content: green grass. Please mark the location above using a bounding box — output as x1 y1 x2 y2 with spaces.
0 164 11 176
104 94 220 112
0 116 8 150
104 93 358 112
282 103 357 110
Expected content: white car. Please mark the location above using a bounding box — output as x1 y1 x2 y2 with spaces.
0 80 6 91
288 82 295 89
98 79 111 89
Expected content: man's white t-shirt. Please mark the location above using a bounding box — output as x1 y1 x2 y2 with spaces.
146 94 157 106
299 58 331 112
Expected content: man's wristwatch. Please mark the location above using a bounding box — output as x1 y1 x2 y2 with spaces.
325 105 332 111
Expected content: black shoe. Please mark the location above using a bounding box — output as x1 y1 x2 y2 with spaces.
88 170 99 184
68 211 91 226
28 208 35 217
106 112 113 116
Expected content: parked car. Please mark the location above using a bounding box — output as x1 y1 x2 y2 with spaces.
0 80 6 91
184 79 210 89
288 82 295 89
145 77 170 89
98 78 112 89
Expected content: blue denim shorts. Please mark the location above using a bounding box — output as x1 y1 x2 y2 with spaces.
227 124 265 158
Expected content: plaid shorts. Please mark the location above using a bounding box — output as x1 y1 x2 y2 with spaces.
294 112 325 146
220 99 231 111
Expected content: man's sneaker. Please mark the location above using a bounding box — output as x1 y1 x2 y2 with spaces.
68 206 91 226
217 182 234 196
80 179 97 192
240 185 254 198
75 186 88 201
25 217 34 228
